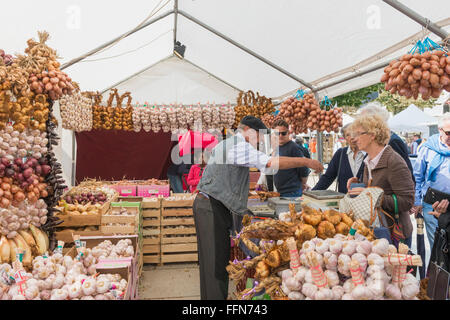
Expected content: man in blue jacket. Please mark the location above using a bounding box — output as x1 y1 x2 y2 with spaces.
313 124 366 194
412 113 450 249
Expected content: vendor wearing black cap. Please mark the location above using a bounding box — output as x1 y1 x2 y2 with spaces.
194 116 323 300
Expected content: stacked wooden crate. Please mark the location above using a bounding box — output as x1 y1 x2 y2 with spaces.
141 198 162 265
161 195 198 264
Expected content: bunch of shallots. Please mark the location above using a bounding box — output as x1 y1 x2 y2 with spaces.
381 49 450 100
59 93 93 132
280 235 420 300
278 94 343 134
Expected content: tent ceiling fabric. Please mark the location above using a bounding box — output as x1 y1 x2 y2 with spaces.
1 0 449 103
112 56 241 104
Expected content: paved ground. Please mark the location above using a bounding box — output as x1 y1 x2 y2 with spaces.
138 263 236 300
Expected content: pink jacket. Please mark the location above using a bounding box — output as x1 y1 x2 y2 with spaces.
187 165 205 192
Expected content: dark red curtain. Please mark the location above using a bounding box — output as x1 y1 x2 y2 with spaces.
75 130 175 184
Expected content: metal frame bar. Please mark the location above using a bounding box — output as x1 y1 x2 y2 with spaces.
177 10 315 91
382 0 449 47
61 9 174 70
173 0 178 44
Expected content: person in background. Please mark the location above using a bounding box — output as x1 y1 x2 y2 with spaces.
410 134 422 155
347 114 415 248
313 124 366 194
310 137 317 160
167 143 192 193
295 136 311 159
411 113 450 250
186 149 209 193
358 103 414 182
272 119 310 197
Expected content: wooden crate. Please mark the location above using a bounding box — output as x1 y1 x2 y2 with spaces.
142 235 161 265
162 198 194 208
142 208 160 218
101 202 141 235
160 209 198 264
162 208 193 217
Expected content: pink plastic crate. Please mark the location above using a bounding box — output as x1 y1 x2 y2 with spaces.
137 185 170 197
111 185 137 197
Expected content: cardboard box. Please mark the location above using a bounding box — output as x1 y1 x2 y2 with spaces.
55 229 103 243
137 185 170 198
80 235 139 300
110 185 137 197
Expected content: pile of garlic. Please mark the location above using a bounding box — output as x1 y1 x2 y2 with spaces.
0 199 47 238
0 127 48 160
91 239 134 260
0 253 127 300
280 235 420 300
59 93 93 132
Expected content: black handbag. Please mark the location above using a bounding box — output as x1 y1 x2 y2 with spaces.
427 262 450 300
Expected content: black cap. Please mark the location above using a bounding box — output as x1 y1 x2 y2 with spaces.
240 116 268 131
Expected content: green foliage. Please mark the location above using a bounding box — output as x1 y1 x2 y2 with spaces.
330 82 437 115
331 83 383 107
374 90 437 115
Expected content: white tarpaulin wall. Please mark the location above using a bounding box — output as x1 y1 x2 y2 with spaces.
1 0 449 184
111 56 241 104
388 104 437 137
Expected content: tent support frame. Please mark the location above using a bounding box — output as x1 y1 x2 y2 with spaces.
177 10 315 91
382 0 449 48
61 9 174 70
173 0 178 44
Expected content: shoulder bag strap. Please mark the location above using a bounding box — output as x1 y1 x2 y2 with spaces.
335 148 345 192
392 194 399 219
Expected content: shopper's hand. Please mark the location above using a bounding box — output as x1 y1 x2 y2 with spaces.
346 177 359 192
430 200 449 219
307 159 324 173
411 205 423 217
302 183 311 192
348 187 365 197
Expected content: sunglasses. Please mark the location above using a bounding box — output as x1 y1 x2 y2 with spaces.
440 128 450 136
274 131 288 136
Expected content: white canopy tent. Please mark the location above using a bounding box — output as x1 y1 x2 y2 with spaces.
388 104 437 137
1 0 449 185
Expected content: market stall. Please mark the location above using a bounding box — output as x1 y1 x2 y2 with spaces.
0 0 449 302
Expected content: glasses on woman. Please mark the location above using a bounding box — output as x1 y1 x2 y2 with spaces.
351 131 368 138
274 131 288 136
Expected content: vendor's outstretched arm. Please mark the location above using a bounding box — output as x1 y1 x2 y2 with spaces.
267 156 323 173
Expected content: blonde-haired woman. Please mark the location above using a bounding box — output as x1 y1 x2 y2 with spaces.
347 114 415 247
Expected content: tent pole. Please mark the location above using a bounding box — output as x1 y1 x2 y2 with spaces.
173 0 178 44
314 93 324 171
71 131 76 186
382 0 449 48
61 9 174 70
177 10 315 91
